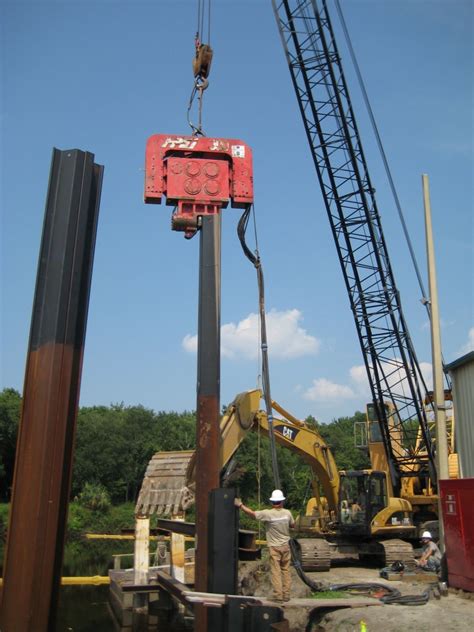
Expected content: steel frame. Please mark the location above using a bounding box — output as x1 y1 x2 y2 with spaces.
272 0 436 489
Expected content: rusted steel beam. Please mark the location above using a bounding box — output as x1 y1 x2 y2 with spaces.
156 570 193 607
155 519 196 536
195 215 221 591
195 215 222 632
0 149 103 632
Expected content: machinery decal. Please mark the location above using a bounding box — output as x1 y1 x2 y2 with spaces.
274 423 300 442
231 145 245 158
210 139 230 152
161 137 198 150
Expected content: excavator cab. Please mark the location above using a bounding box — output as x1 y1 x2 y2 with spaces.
338 471 388 536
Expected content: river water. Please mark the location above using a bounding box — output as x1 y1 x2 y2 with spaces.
2 540 192 631
56 584 192 631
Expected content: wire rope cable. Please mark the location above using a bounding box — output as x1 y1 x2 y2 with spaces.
188 0 213 136
334 0 428 311
334 0 451 389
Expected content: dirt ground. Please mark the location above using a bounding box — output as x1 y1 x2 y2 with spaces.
238 560 474 632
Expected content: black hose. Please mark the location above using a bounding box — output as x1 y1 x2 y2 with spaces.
289 539 322 592
328 581 430 606
290 540 430 605
237 206 281 489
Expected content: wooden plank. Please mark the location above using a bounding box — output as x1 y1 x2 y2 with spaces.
134 517 150 585
183 592 382 609
383 571 439 583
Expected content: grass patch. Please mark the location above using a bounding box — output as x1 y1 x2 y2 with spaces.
311 590 349 599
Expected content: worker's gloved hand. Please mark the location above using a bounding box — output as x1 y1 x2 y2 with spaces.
234 498 243 508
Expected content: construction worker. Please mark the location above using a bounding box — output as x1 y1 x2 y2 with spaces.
235 489 295 602
415 530 442 572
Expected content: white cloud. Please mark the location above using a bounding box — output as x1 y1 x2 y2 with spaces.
349 359 433 394
458 327 474 355
349 364 368 389
421 317 455 331
304 357 433 404
182 309 320 360
303 378 355 402
182 334 198 354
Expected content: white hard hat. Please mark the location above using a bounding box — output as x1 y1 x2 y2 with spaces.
421 531 432 539
269 489 286 502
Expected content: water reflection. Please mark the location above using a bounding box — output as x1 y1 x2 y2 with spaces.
55 540 193 631
56 585 192 631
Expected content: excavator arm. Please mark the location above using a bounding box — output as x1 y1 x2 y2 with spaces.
218 389 340 521
136 389 339 527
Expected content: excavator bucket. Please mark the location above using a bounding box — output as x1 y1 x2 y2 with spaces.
135 450 196 517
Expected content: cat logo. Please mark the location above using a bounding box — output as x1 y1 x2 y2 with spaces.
274 424 299 442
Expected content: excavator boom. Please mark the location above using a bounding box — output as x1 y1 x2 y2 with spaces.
136 389 339 521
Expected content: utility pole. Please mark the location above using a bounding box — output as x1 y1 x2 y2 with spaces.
422 173 449 551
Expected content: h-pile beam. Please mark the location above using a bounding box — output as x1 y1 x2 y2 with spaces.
0 149 103 632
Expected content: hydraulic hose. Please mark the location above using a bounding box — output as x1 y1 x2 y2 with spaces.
238 206 280 489
330 582 431 605
290 540 430 606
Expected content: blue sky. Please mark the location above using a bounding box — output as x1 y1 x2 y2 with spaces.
1 0 473 423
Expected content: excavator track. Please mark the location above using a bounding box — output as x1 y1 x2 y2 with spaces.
379 539 416 570
296 538 331 572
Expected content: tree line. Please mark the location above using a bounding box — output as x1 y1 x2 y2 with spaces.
0 388 370 512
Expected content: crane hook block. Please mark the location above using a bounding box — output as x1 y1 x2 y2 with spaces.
193 44 213 79
144 134 254 238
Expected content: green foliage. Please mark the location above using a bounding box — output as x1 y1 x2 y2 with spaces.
0 389 21 501
72 404 196 504
64 502 136 575
317 411 371 472
67 501 135 541
0 503 10 542
311 590 349 599
0 385 371 514
402 418 420 450
76 482 111 511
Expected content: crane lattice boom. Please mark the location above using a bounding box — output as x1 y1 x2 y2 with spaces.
272 0 437 491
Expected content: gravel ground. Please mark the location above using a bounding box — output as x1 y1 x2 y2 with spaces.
238 560 474 632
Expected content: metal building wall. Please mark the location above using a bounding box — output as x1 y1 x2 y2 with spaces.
447 352 474 478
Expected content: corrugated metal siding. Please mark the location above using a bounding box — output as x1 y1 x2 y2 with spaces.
449 355 474 478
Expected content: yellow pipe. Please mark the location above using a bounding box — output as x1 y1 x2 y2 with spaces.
0 576 110 587
85 534 135 540
61 576 110 585
85 533 194 542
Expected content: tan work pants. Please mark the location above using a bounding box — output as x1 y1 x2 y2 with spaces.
269 544 291 600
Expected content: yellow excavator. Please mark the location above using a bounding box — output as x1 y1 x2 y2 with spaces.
360 392 458 542
136 389 420 570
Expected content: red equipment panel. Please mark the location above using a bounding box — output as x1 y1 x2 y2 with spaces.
166 157 230 204
144 134 253 238
440 478 474 592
